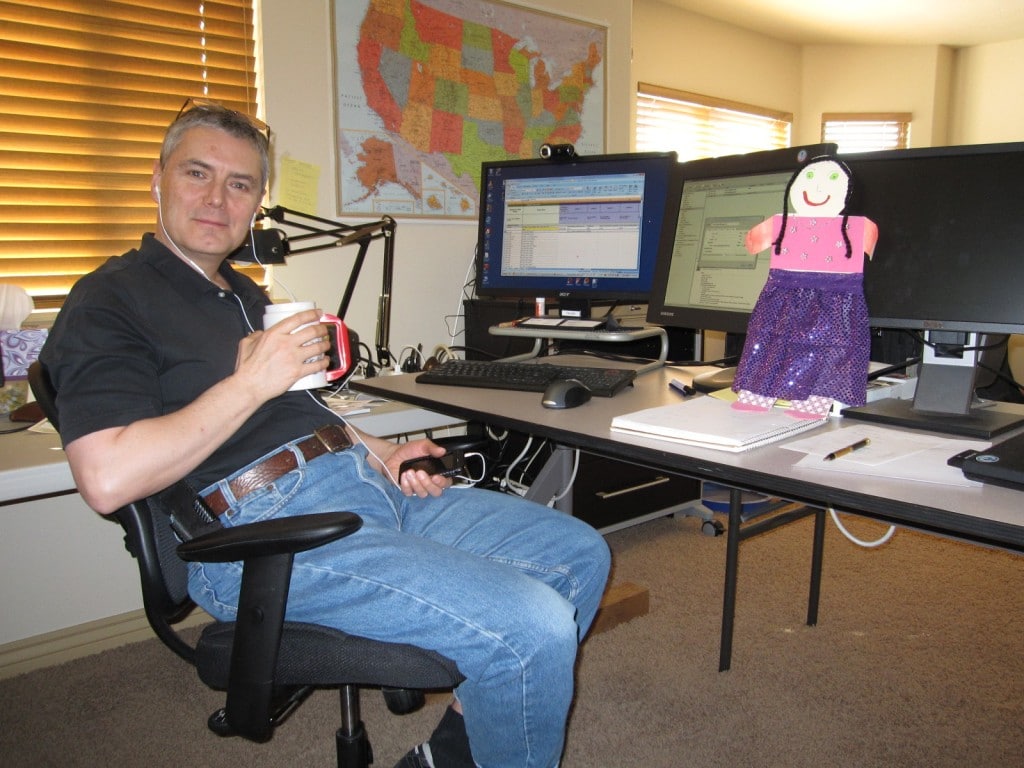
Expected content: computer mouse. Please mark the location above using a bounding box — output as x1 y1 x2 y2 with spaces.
542 378 592 409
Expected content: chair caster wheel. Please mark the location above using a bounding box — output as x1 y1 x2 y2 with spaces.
208 708 234 737
702 519 725 537
383 687 425 714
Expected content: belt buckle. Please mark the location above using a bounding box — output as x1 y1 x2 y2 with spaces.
314 424 353 453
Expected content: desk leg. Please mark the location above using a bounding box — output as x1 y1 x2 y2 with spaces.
807 507 826 626
718 487 743 672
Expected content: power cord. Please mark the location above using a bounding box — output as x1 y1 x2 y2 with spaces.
450 451 487 487
828 506 896 547
399 344 426 372
546 448 580 506
501 436 534 496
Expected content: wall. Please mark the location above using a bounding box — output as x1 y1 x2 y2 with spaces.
632 1 803 139
950 38 1024 143
800 44 954 147
635 0 1024 148
261 0 633 362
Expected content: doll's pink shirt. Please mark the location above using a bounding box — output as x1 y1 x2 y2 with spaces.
745 215 878 274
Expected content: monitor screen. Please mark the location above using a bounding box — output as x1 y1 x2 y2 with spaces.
838 141 1024 438
475 152 678 312
646 144 836 335
843 142 1024 335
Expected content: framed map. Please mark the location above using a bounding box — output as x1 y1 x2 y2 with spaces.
332 0 607 218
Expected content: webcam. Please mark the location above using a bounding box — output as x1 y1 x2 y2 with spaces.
540 143 576 160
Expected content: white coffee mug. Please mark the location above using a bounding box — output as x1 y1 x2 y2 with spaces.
262 301 351 390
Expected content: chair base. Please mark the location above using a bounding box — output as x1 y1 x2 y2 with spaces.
337 723 373 768
338 685 373 768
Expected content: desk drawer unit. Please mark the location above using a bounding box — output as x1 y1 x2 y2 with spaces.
572 454 699 531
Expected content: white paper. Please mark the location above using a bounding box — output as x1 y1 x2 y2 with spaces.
785 424 989 486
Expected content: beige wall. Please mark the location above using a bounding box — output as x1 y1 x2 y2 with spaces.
799 44 954 146
634 0 1024 148
951 38 1024 143
261 0 1024 360
632 1 803 140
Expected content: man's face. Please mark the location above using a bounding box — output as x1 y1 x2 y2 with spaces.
151 126 264 266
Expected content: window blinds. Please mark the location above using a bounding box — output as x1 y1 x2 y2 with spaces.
636 83 791 162
821 113 912 153
0 0 259 309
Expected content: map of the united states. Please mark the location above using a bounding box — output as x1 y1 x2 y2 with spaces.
336 0 605 217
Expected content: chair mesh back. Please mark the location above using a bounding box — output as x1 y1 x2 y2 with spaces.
145 495 193 606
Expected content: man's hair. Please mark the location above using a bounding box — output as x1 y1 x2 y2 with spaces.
160 102 271 191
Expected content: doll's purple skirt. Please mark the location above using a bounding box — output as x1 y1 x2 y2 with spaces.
733 269 870 406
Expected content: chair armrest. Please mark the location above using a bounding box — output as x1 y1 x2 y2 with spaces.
176 511 362 563
177 510 362 742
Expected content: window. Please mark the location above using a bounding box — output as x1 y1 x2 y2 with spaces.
0 0 260 312
636 83 792 162
821 113 912 153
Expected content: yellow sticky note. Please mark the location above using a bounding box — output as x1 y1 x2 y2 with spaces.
277 156 321 213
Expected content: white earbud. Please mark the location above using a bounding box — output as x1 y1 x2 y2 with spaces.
155 187 162 204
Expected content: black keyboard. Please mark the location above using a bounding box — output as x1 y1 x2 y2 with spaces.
416 360 636 397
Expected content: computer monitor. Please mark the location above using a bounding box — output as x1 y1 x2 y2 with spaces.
645 144 836 386
475 151 678 317
839 141 1024 438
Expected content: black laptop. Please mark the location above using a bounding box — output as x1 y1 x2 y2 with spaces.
959 432 1024 490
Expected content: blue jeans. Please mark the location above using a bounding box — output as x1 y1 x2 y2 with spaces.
190 440 611 768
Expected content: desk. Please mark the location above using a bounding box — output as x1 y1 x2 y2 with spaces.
352 365 1024 669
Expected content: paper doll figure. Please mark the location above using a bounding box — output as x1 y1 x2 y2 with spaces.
732 156 879 419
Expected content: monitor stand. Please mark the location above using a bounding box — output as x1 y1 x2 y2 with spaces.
842 332 1024 440
841 397 1024 440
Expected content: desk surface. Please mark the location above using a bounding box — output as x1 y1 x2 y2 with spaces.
0 399 464 506
0 428 72 503
353 365 1024 552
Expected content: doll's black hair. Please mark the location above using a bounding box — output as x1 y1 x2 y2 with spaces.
773 155 854 259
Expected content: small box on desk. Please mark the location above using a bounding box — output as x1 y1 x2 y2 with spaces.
1 328 47 415
2 329 47 379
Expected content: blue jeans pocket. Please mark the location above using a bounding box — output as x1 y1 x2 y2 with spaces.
222 466 305 527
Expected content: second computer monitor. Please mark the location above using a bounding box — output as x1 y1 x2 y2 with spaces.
646 144 836 336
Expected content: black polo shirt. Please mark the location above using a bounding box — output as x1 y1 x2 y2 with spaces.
40 233 341 490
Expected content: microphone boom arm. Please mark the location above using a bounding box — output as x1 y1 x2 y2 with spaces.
257 205 397 368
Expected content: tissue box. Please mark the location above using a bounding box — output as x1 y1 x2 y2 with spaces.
1 328 48 380
1 329 47 415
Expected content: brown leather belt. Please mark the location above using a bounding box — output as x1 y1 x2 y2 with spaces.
201 424 352 517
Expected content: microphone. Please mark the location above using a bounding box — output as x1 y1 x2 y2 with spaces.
229 228 289 264
540 143 576 160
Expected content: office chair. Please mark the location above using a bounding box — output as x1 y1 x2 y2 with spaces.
27 362 463 767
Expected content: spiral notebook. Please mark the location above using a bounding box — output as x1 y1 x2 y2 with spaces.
611 395 827 452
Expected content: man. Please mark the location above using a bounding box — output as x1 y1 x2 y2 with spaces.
40 101 610 768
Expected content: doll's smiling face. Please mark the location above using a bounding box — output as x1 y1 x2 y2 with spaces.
789 159 848 217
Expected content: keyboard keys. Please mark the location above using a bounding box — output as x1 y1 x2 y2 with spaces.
416 360 635 397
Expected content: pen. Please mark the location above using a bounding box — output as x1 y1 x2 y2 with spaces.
669 379 696 397
823 437 871 461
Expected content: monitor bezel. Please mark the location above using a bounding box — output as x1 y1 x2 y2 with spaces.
474 151 678 306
